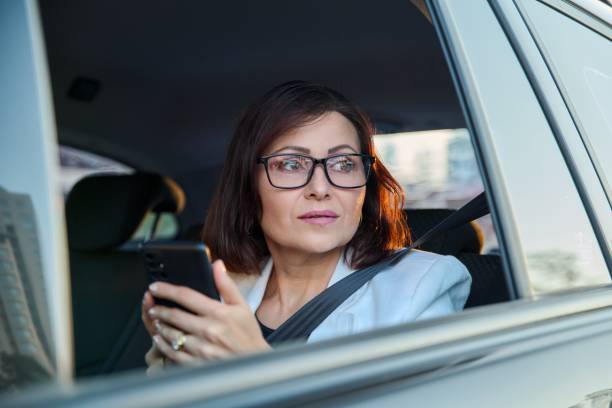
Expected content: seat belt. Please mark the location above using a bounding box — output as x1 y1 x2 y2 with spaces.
265 192 488 344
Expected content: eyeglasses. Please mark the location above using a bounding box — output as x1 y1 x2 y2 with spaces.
257 153 375 189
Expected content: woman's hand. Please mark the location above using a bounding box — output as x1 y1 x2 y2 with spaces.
145 260 271 364
142 288 166 374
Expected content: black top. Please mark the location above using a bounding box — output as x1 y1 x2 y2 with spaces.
256 315 276 340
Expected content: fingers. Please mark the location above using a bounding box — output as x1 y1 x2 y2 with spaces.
212 260 246 306
145 343 162 365
148 306 214 336
146 355 165 376
148 307 231 348
156 322 231 361
149 305 238 352
153 334 195 365
185 339 231 361
148 282 219 316
142 291 157 336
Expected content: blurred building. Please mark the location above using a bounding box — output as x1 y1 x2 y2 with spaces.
0 187 53 388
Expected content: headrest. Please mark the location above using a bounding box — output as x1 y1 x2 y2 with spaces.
404 209 483 255
66 172 185 251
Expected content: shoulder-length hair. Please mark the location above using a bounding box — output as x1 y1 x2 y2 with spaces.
203 80 411 274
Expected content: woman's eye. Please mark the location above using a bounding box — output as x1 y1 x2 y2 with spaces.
282 160 301 171
330 158 354 172
272 158 306 172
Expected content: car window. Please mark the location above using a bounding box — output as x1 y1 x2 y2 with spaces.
60 146 178 240
521 0 612 197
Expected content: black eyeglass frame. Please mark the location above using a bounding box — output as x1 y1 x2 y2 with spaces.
257 153 376 189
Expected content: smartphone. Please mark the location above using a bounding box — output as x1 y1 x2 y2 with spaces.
141 241 220 310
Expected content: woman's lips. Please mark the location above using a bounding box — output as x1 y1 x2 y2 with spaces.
298 210 339 225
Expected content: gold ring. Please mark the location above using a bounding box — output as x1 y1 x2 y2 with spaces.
171 332 186 351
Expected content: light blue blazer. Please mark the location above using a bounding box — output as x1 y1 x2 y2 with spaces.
231 249 472 343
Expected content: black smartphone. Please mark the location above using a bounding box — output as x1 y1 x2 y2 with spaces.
141 241 220 310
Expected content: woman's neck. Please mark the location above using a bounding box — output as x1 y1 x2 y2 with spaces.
262 246 343 316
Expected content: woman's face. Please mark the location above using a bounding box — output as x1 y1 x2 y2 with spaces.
257 111 366 258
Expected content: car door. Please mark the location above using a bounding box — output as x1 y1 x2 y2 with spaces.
2 0 611 407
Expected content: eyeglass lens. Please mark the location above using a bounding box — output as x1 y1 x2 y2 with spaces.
265 154 368 188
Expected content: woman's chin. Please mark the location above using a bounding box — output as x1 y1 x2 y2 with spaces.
291 235 349 255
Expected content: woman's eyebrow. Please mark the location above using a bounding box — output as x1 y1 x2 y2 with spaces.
269 145 310 154
269 144 358 155
328 144 358 154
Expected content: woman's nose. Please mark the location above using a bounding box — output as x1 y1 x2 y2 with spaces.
304 165 331 198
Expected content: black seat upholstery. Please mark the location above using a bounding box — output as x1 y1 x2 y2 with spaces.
404 209 482 255
405 208 510 308
66 172 185 377
456 253 510 308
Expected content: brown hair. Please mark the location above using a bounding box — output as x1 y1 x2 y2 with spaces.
203 80 410 274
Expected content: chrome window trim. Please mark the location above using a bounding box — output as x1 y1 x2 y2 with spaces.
561 0 612 30
489 0 612 269
5 286 612 407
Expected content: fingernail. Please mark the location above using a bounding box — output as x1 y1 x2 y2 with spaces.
148 308 157 316
154 320 162 332
153 334 160 344
149 283 158 292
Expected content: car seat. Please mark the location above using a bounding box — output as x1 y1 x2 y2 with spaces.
65 172 185 376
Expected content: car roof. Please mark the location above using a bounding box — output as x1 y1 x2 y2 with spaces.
40 0 464 177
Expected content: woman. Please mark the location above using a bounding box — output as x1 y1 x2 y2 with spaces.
142 80 471 369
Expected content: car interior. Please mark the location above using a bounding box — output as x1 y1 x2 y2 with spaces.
38 0 513 378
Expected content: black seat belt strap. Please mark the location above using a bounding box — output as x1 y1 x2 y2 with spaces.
406 192 488 253
265 192 488 344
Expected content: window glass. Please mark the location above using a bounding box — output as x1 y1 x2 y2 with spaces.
441 0 610 295
522 0 612 194
374 129 498 253
59 146 178 240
